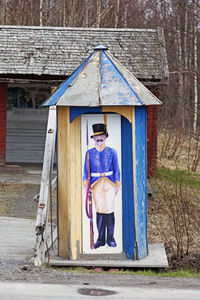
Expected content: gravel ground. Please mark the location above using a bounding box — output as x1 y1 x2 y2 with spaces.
0 256 200 290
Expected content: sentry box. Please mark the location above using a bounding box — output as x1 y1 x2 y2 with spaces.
41 45 162 263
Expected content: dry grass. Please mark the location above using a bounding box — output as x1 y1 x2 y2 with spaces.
157 129 200 173
148 129 200 270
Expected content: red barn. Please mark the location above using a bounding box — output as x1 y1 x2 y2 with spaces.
0 26 168 175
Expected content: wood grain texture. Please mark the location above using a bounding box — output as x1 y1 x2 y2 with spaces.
131 106 139 259
57 107 82 260
134 107 148 258
57 106 69 258
102 106 132 123
34 106 56 266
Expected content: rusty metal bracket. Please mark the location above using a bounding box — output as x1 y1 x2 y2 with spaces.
39 203 45 209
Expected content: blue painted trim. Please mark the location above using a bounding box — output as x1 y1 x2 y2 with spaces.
121 116 135 259
102 51 144 105
42 51 96 106
134 106 148 259
70 107 102 123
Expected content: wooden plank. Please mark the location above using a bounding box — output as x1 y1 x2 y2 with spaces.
75 116 82 256
131 106 139 259
58 109 82 260
121 116 135 259
134 107 148 258
6 143 45 150
6 114 47 163
69 115 82 260
6 130 46 137
57 106 69 258
7 122 47 130
57 51 100 107
69 114 76 259
6 151 44 163
34 106 57 266
6 136 46 143
33 176 57 202
102 106 132 123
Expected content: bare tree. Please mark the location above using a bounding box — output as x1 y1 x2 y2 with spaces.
193 0 198 132
40 0 43 26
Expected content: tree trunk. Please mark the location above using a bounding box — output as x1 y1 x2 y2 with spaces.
115 0 120 28
193 0 198 133
85 0 89 27
40 0 43 26
95 0 101 27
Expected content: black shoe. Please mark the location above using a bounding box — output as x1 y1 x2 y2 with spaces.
107 240 117 247
94 240 105 249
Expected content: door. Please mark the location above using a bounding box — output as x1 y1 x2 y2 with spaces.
81 113 122 254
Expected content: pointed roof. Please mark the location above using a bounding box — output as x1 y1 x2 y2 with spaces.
42 45 162 107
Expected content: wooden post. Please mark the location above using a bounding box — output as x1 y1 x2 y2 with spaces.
34 106 57 266
57 106 82 260
0 83 7 165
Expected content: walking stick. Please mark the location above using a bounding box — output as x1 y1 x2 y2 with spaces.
85 121 94 249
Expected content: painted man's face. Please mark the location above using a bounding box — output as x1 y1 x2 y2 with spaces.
93 134 106 148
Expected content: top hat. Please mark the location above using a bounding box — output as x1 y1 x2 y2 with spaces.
90 123 108 138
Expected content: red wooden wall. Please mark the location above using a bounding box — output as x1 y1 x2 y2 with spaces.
0 83 7 165
147 86 159 177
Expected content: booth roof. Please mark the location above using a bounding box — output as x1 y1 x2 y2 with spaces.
42 46 162 107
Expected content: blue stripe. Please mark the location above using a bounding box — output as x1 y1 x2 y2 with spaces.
121 116 135 259
70 107 102 123
102 51 143 105
135 106 148 259
42 51 96 107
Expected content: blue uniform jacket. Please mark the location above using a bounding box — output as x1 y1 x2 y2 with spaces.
83 146 120 187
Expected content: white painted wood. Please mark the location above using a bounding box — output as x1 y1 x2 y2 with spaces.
33 176 57 202
105 51 162 106
34 106 57 266
58 51 100 107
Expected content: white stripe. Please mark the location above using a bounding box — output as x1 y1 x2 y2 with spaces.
91 171 113 177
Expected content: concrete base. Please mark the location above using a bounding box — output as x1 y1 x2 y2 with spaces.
0 217 168 269
50 243 168 269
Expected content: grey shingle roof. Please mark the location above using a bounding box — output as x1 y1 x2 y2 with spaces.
0 26 169 83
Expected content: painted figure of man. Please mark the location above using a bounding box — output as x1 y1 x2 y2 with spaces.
83 123 120 249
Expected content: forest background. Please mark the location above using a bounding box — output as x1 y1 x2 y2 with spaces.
1 0 200 269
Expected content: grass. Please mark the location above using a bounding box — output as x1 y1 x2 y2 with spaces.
48 266 200 278
156 167 200 189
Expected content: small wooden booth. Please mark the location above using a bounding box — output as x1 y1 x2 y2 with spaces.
34 45 162 266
